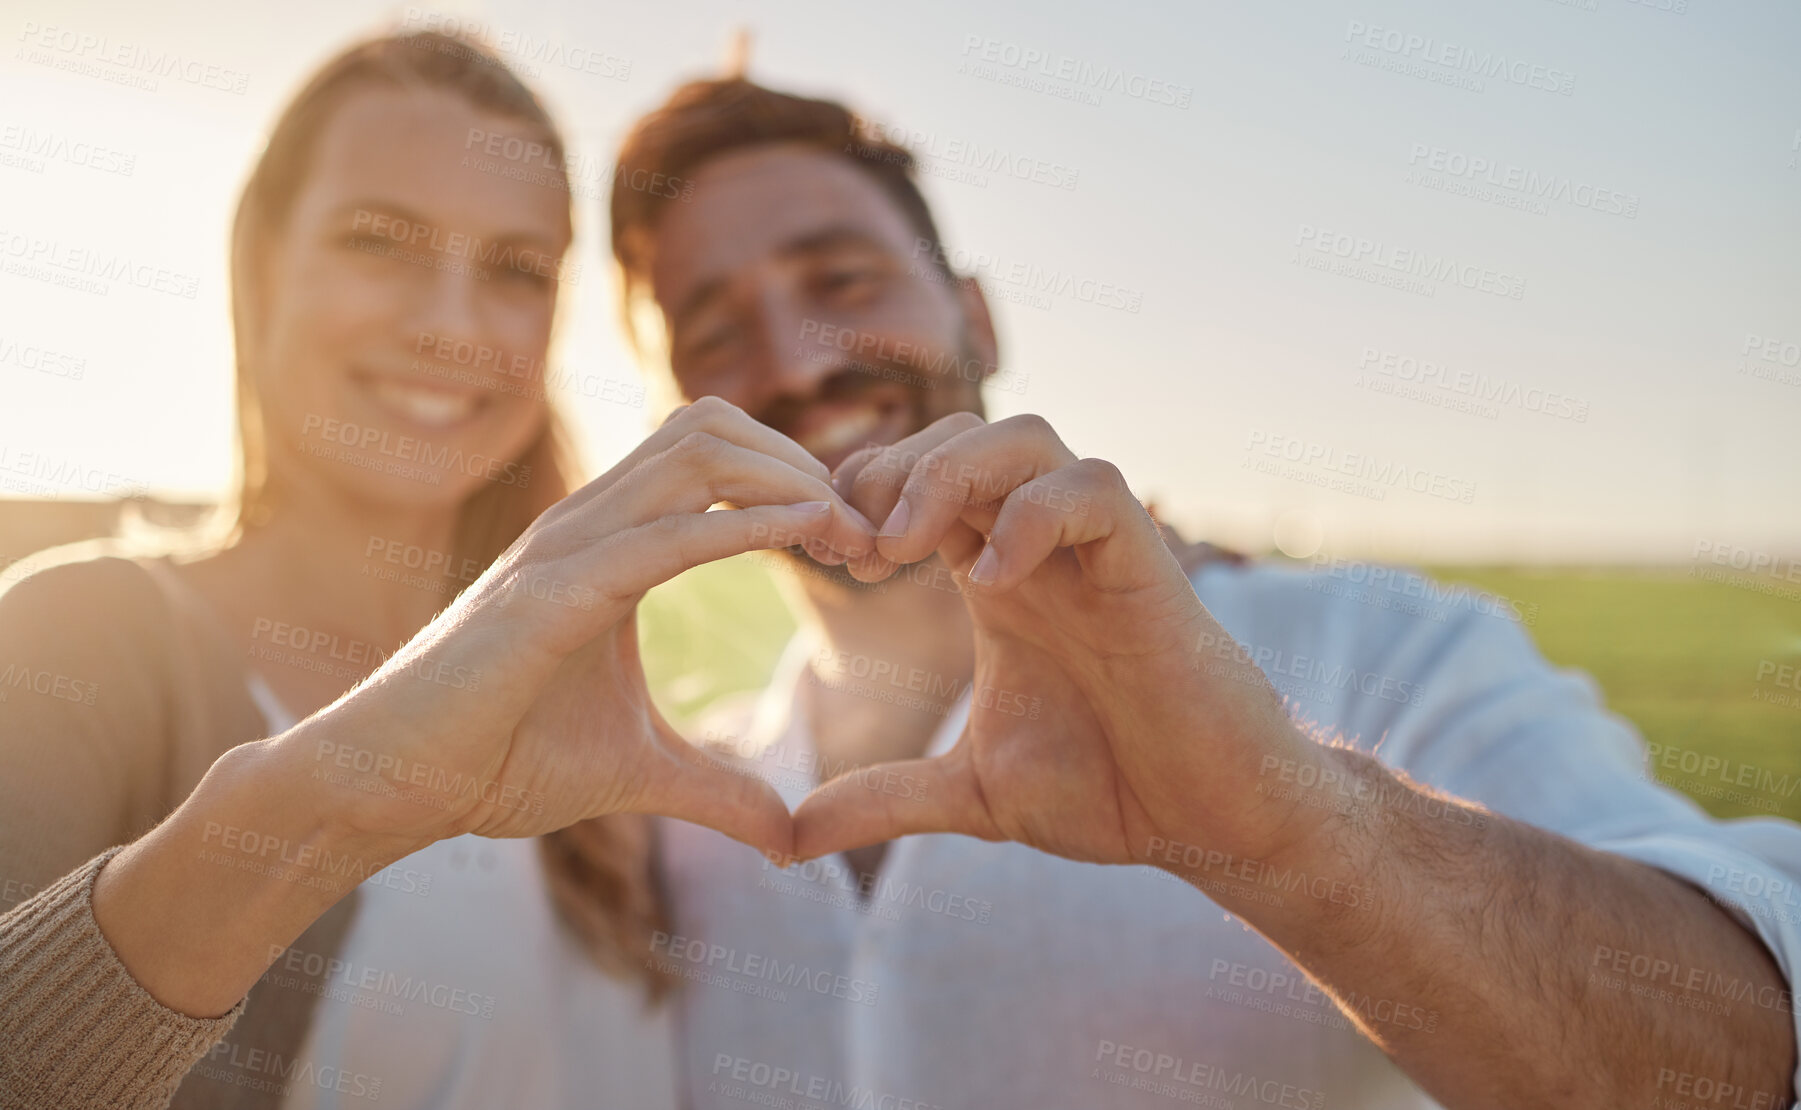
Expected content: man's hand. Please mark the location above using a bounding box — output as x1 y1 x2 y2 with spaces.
792 413 1338 873
794 412 1798 1109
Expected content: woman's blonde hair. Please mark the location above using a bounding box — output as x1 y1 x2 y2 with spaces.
224 29 668 997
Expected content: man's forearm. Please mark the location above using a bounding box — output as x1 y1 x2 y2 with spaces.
1161 746 1796 1109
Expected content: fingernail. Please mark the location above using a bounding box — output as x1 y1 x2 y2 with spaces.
790 500 833 514
877 497 911 538
968 542 1000 585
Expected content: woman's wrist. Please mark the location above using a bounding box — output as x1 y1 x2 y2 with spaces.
221 730 442 895
90 731 433 1018
268 709 491 850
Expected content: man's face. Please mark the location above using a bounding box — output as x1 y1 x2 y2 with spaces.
646 143 996 474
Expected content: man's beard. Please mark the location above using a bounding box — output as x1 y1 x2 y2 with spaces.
758 338 986 594
777 546 893 594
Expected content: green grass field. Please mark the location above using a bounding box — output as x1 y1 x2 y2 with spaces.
639 558 1801 823
1429 566 1801 822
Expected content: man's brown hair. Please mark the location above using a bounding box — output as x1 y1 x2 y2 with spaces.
610 77 952 350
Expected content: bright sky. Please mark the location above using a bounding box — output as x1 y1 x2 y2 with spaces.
3 0 1797 563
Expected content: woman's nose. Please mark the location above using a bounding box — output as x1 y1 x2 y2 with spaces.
406 263 486 348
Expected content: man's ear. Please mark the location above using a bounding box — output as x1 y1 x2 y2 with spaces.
955 274 1000 377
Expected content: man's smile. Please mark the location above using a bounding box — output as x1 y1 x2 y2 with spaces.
776 394 917 472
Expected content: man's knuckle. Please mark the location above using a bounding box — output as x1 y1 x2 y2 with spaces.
897 456 948 500
835 446 880 482
1005 412 1056 438
853 459 904 495
1076 457 1125 488
842 444 881 470
916 448 954 480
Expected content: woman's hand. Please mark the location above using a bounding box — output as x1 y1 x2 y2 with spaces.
84 398 861 1021
282 397 873 859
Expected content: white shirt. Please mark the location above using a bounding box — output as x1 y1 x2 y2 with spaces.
243 677 680 1110
663 560 1801 1109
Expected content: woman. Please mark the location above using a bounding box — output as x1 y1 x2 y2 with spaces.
0 30 870 1110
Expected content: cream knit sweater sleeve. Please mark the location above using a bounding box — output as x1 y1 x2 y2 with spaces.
0 848 246 1110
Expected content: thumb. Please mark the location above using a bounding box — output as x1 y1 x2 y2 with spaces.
632 737 796 860
791 742 998 860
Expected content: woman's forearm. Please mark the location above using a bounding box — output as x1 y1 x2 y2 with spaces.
91 725 433 1018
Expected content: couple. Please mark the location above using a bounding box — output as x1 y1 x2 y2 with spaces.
1 28 1797 1110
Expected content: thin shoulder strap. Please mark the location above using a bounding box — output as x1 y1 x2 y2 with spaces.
136 558 300 731
132 556 298 733
243 669 300 734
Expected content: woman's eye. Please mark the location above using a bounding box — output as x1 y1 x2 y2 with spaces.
342 233 393 255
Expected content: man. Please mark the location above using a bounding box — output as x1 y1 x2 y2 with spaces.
609 78 1801 1108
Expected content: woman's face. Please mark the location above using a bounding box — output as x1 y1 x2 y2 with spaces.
253 85 572 512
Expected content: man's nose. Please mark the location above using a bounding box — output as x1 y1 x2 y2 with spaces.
750 291 843 396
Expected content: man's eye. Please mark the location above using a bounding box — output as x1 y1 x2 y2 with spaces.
502 263 554 289
687 324 740 356
821 267 876 292
816 264 889 309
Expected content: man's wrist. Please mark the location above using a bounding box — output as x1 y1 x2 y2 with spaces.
1240 744 1499 962
1152 743 1397 943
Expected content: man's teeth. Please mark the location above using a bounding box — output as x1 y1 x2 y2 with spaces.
800 409 885 457
368 380 479 428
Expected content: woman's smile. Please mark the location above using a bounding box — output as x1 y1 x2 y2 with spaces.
349 366 491 433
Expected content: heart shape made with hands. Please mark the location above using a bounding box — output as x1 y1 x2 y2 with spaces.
705 412 1315 879
305 400 1299 885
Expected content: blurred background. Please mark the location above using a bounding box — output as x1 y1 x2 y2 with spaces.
3 0 1797 817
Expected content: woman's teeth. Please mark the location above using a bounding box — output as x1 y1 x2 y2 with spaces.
367 379 480 428
799 408 886 458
